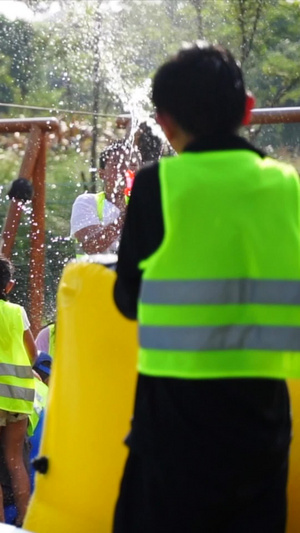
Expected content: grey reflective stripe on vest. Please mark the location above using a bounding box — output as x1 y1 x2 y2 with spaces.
0 383 34 402
0 363 33 379
140 325 300 352
140 279 300 305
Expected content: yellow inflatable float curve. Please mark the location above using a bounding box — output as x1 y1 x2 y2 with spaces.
24 260 300 531
24 260 137 533
287 379 300 532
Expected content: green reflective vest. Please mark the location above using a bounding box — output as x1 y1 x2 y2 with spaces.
75 191 105 258
48 323 56 358
138 150 300 379
0 300 35 413
27 377 48 437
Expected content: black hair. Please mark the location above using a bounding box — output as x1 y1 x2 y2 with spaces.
152 42 246 138
8 178 33 202
0 255 14 301
99 140 124 170
137 122 163 164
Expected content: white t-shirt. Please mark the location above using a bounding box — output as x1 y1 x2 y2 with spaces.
21 307 30 330
35 325 50 353
70 193 120 252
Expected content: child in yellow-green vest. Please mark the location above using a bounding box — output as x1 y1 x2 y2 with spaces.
0 254 37 527
114 43 300 532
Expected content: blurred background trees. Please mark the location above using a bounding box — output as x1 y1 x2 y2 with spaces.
0 0 300 317
2 0 296 119
0 0 298 188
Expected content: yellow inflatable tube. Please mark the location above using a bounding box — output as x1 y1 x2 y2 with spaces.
24 260 300 531
287 380 300 532
24 261 137 533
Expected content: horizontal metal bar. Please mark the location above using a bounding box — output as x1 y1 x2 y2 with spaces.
251 107 300 125
0 118 60 133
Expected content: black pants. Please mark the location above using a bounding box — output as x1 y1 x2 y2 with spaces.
113 451 288 533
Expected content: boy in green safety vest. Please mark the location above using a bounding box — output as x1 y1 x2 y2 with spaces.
0 254 37 527
113 42 300 532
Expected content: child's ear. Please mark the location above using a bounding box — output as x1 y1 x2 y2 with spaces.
155 112 177 143
242 92 256 126
5 280 15 295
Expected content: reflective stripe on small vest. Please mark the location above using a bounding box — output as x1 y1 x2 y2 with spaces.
0 363 33 378
0 383 34 402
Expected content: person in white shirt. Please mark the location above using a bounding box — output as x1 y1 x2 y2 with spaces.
70 117 163 255
70 114 140 255
70 190 122 255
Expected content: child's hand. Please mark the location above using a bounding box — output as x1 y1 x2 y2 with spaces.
33 369 42 381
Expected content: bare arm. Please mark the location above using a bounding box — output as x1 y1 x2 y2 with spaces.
74 217 124 255
24 328 38 365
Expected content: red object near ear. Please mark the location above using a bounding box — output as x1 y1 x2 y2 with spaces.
124 169 135 199
125 169 135 189
242 93 256 126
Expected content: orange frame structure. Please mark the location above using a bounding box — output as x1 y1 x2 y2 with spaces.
0 108 300 336
0 118 60 336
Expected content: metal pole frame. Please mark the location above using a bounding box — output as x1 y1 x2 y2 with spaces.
0 109 300 333
30 132 46 336
251 107 300 124
0 118 60 335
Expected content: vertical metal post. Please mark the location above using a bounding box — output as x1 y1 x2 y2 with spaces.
29 132 46 336
0 125 42 257
0 200 24 258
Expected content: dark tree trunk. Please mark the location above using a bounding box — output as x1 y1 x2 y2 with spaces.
190 0 204 39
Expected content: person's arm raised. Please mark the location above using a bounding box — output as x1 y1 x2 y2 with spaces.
74 221 121 254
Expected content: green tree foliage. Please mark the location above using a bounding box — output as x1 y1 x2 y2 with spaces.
253 1 300 107
1 1 300 132
188 0 205 39
226 0 269 65
0 16 37 98
0 53 21 110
